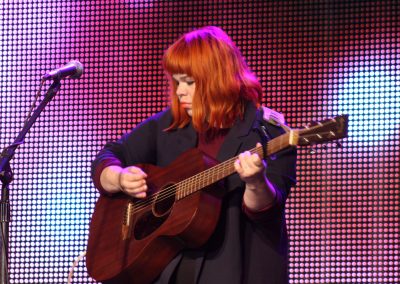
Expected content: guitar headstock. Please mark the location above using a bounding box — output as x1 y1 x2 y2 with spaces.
296 115 348 146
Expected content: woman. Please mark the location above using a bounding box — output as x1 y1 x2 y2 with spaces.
91 26 296 284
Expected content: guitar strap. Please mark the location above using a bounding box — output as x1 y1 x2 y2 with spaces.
253 106 286 160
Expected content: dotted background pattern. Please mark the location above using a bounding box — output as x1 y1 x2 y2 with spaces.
0 1 398 283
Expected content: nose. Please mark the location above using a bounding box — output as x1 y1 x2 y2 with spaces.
176 83 187 98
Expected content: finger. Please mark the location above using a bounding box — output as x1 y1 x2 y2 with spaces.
251 154 263 167
234 159 243 174
126 184 147 194
235 157 255 179
123 183 148 197
120 174 144 188
124 189 147 199
127 166 147 177
126 180 147 189
121 169 147 184
238 151 251 166
134 192 147 198
239 151 261 169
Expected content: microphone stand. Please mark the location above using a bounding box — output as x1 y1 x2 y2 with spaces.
0 79 61 284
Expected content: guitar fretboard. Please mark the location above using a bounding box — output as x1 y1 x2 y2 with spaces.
175 130 297 199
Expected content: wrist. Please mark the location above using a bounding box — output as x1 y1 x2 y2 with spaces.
245 176 268 191
101 165 124 193
243 178 277 211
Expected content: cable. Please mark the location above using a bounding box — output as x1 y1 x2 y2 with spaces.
66 250 87 284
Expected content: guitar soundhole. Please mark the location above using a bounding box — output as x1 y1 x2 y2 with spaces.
153 183 176 217
133 183 177 240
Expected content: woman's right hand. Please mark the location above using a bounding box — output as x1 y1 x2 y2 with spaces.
119 166 148 198
100 165 148 198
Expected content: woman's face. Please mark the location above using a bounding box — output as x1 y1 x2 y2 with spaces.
173 73 196 117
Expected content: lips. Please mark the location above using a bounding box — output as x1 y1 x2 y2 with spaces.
180 103 192 108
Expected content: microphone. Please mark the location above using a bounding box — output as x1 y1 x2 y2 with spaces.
42 60 83 81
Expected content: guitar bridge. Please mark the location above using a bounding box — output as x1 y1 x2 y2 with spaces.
122 201 134 240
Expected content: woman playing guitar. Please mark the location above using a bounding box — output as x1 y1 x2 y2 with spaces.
89 26 297 284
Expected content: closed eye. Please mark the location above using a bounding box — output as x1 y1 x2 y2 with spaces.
172 74 195 86
173 79 195 86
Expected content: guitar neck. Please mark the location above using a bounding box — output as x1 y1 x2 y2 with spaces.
176 130 298 199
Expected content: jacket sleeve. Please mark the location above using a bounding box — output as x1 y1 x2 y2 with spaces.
91 112 163 195
242 112 297 223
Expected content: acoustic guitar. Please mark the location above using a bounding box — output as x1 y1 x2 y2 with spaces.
86 115 348 283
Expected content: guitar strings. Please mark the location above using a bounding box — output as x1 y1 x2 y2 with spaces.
129 123 338 213
130 131 329 214
129 145 263 214
128 120 338 213
130 154 241 214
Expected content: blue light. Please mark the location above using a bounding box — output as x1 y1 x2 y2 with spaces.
335 63 400 143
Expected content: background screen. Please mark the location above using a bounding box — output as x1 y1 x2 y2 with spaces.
0 1 398 283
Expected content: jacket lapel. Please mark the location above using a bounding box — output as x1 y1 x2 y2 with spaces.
216 103 258 163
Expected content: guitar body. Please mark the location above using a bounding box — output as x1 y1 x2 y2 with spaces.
86 148 223 284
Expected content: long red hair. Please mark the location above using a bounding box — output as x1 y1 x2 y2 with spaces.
163 26 262 132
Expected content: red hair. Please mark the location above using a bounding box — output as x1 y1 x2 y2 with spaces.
163 26 262 132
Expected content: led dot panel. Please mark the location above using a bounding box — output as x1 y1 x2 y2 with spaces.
0 1 398 283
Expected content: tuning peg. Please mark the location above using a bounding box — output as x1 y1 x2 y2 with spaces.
301 137 310 145
308 143 329 154
306 120 320 128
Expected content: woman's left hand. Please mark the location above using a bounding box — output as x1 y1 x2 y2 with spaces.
234 143 277 212
234 143 267 189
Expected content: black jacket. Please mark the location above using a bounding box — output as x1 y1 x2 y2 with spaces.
92 102 297 284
